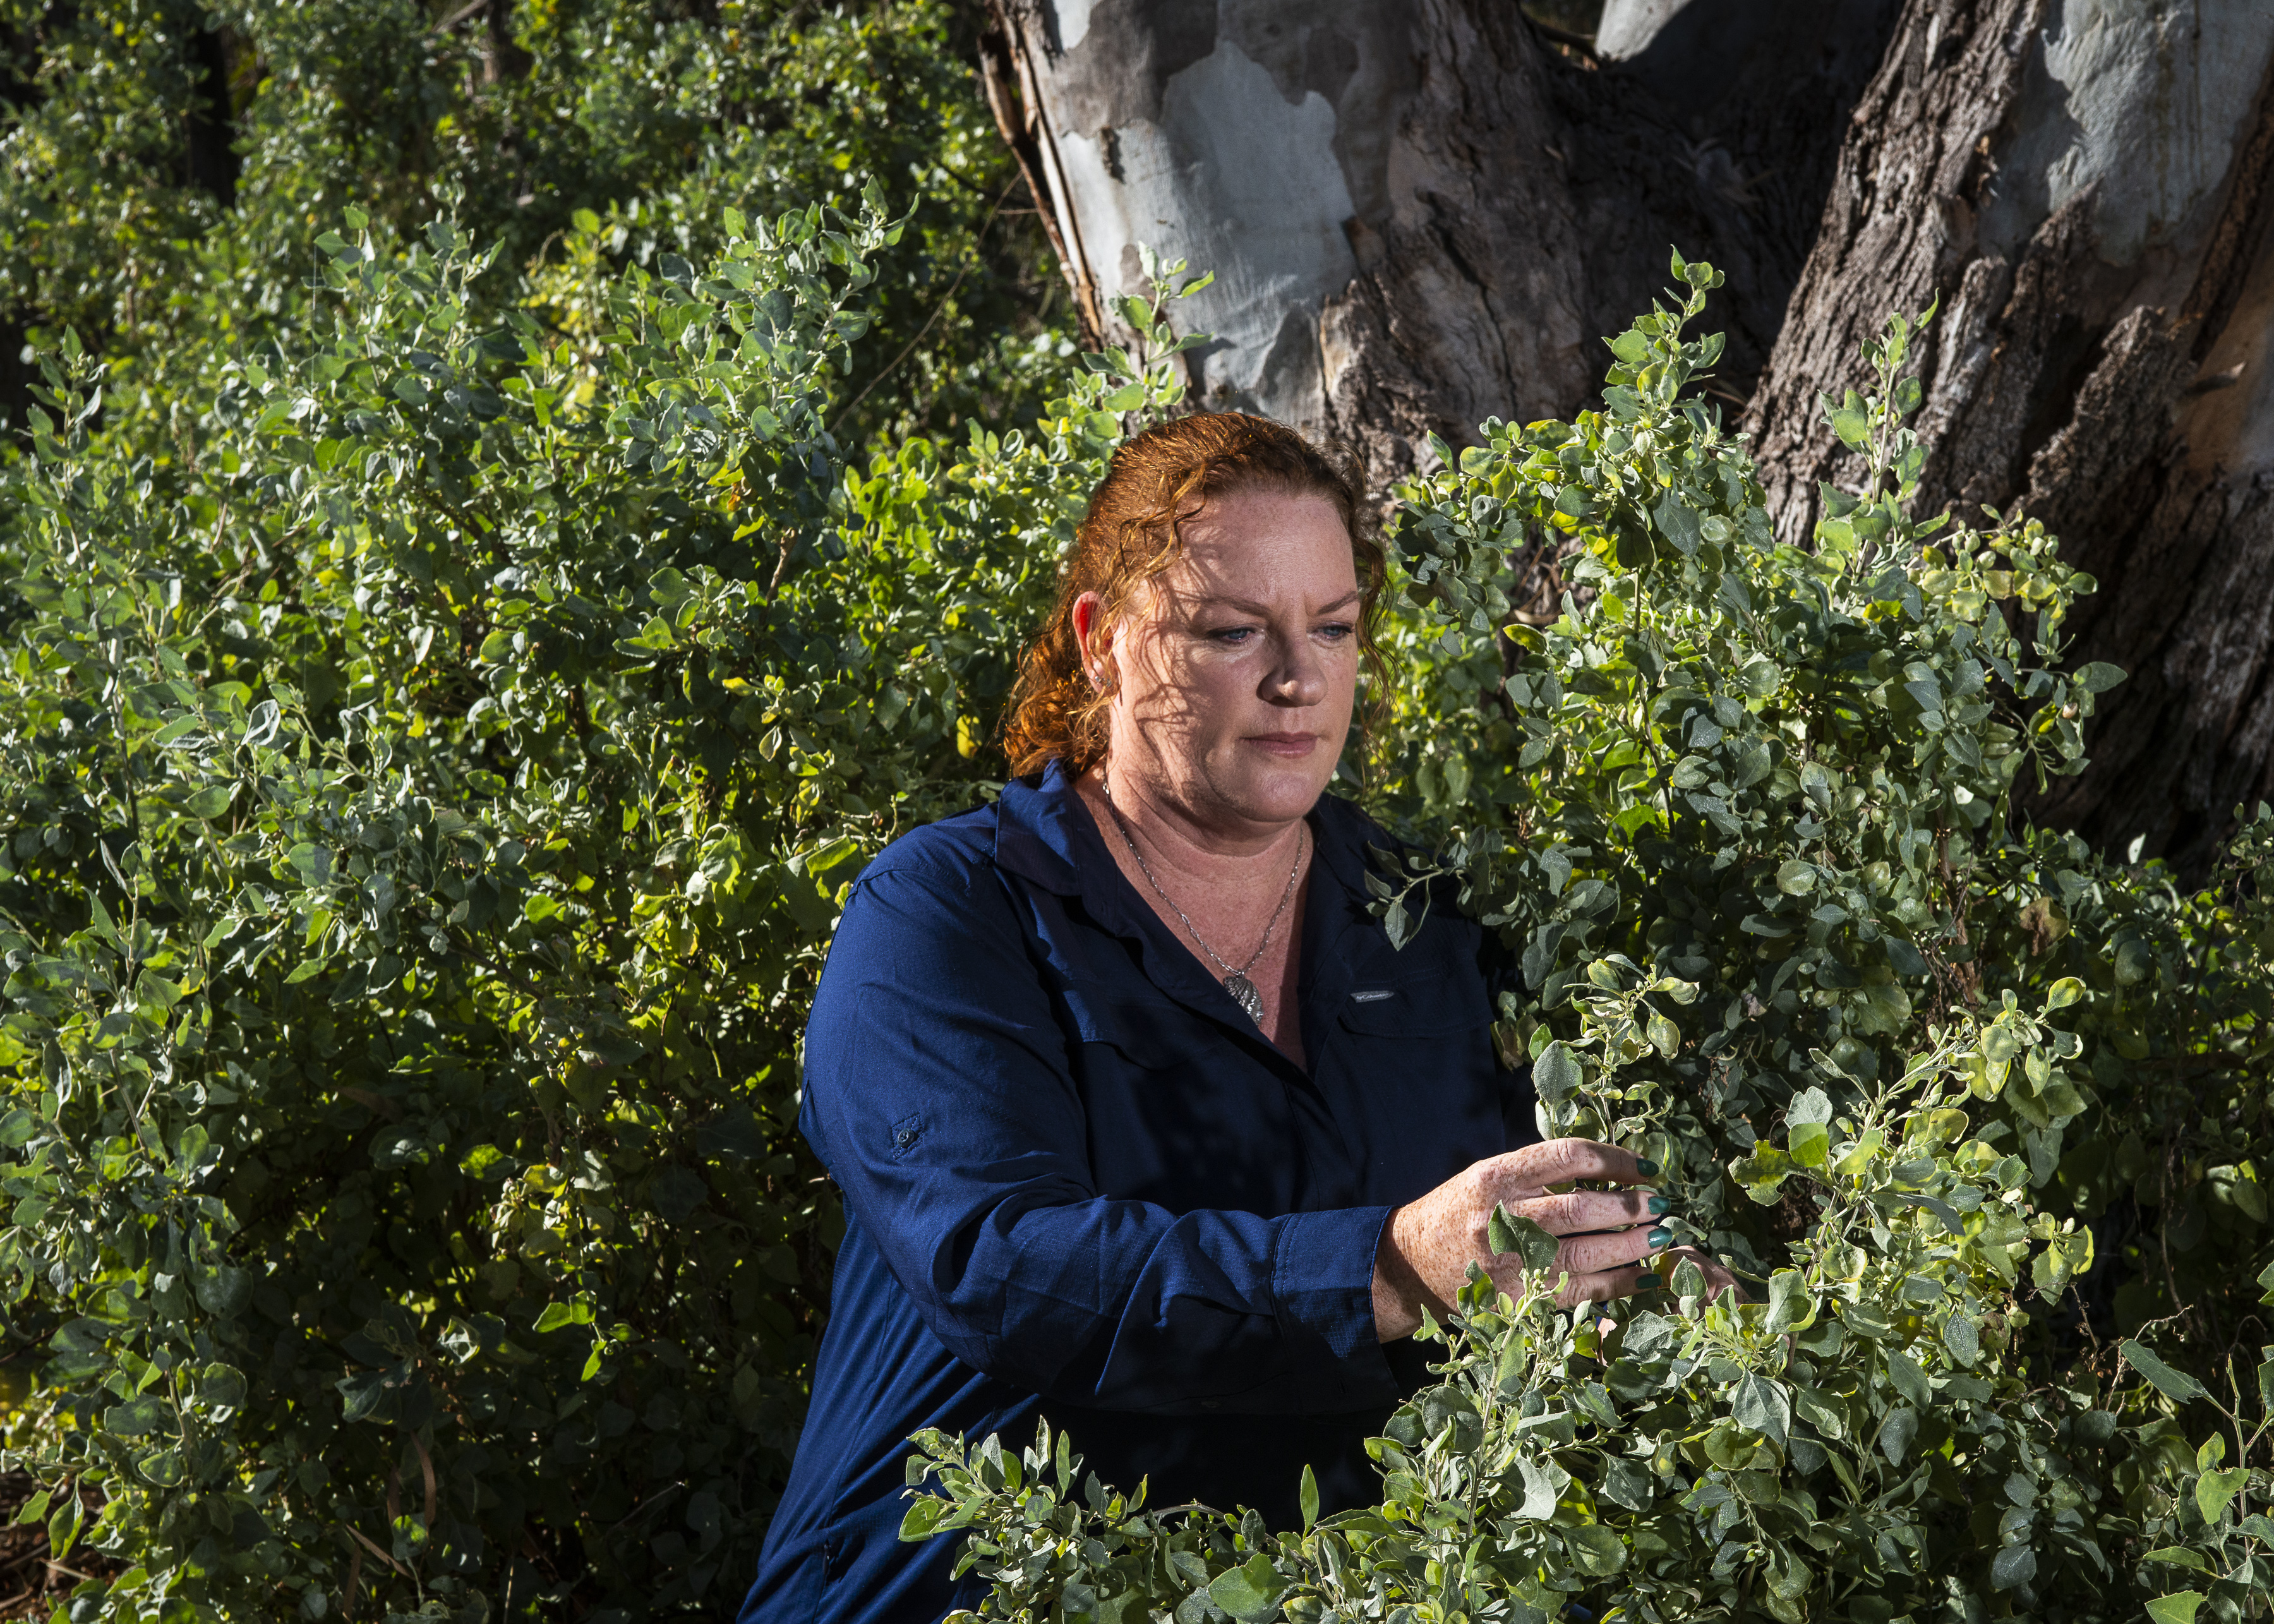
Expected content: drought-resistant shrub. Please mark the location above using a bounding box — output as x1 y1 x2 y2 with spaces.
1 0 1057 451
7 156 2270 1621
903 263 2274 1623
0 189 1203 1618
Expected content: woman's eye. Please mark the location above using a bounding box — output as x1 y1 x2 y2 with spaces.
1206 626 1257 645
1316 622 1354 641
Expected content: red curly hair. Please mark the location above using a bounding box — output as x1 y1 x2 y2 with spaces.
1001 411 1387 778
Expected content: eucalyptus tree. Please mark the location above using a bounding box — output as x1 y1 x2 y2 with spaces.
980 0 2274 875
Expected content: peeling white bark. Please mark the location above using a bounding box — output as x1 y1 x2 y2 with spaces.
1001 0 1416 433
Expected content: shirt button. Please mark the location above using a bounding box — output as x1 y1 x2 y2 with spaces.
896 1130 917 1147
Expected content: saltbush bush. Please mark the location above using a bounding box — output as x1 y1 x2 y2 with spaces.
0 191 1200 1618
4 185 2269 1624
905 264 2274 1623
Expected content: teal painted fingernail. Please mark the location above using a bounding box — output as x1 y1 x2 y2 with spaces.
1636 1273 1662 1289
1635 1157 1661 1177
1647 1227 1673 1248
1648 1195 1672 1216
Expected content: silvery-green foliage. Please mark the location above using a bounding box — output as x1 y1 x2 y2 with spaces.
0 193 1201 1620
901 259 2274 1624
913 1013 2274 1624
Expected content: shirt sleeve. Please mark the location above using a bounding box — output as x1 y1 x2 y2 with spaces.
800 858 1402 1417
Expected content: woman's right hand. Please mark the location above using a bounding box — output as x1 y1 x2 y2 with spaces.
1370 1137 1739 1340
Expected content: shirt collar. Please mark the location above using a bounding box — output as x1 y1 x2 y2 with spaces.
990 758 1094 899
993 759 1393 1011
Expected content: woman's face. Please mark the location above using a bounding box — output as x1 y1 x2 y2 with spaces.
1080 484 1361 834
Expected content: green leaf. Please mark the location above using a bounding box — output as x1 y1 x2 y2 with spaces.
1208 1555 1286 1624
1731 1373 1791 1446
1515 1457 1570 1519
1670 1256 1707 1299
47 1491 82 1561
1886 1348 1931 1409
336 1367 395 1423
2146 1592 2205 1624
1990 1543 2036 1591
1775 859 1816 894
533 1302 579 1333
1299 1462 1319 1532
1653 491 1702 556
1532 1040 1582 1102
1764 1270 1815 1332
1487 1206 1561 1273
2074 661 2127 693
1565 1522 1628 1575
2121 1340 2211 1405
2196 1466 2250 1526
1829 392 1871 452
1877 1405 1918 1466
102 1396 165 1439
898 1496 948 1541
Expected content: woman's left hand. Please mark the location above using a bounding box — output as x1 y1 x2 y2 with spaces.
1372 1137 1742 1338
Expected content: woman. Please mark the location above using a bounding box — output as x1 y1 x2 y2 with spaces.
738 413 1729 1623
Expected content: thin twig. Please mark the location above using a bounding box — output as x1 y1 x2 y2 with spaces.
428 0 491 37
829 177 1019 431
1526 18 1601 64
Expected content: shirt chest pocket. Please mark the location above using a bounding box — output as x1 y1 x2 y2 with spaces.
1054 984 1300 1213
1061 986 1191 1070
1338 975 1491 1039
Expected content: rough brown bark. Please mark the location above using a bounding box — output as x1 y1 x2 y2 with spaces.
1747 0 2274 874
1312 0 1595 474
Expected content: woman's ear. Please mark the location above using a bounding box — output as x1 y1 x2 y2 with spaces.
1072 592 1109 687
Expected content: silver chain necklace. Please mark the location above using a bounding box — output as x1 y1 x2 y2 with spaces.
1100 772 1304 1026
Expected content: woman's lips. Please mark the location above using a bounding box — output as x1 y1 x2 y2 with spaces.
1247 733 1321 757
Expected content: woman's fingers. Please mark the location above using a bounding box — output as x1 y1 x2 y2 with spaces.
1552 1262 1652 1308
1555 1221 1665 1278
1475 1138 1659 1206
1376 1142 1687 1343
1511 1186 1666 1237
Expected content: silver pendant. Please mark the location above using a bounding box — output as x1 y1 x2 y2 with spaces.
1223 972 1265 1025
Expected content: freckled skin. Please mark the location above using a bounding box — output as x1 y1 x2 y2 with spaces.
1069 484 1740 1342
1370 1141 1739 1340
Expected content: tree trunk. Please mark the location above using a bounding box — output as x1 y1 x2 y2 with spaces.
981 0 1896 473
1747 0 2274 874
183 21 240 210
987 0 2274 872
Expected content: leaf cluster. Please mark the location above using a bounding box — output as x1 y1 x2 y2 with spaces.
903 257 2274 1624
0 187 1198 1620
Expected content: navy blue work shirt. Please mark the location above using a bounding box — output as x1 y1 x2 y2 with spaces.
738 760 1536 1624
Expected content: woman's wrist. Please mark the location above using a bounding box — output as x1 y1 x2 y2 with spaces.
1371 1206 1433 1342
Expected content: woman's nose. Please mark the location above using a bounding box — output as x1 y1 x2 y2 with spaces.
1268 633 1326 704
